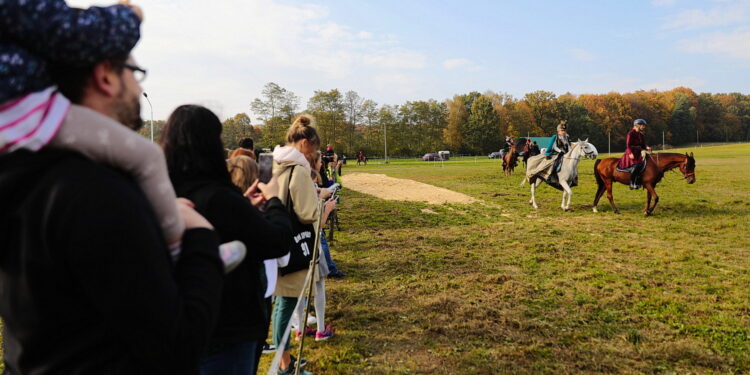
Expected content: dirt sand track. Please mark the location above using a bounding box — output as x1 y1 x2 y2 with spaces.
341 173 478 204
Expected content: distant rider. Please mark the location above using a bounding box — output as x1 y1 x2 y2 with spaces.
618 118 652 189
501 136 514 158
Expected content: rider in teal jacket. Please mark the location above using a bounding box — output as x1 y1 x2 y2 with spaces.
545 121 570 158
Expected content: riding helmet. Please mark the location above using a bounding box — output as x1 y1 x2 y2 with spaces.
634 119 647 126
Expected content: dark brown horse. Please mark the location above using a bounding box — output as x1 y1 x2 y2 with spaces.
521 141 540 167
503 140 518 176
592 152 696 215
503 150 519 176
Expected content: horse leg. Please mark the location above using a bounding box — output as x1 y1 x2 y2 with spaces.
645 184 659 215
605 182 619 214
560 180 572 211
593 184 605 213
644 189 652 216
530 178 539 209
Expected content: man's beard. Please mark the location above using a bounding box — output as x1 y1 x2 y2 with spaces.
112 86 144 131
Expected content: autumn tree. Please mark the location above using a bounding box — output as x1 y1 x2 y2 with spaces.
465 95 500 153
221 113 256 149
443 95 469 152
524 90 559 135
250 82 299 122
343 91 364 153
307 89 345 151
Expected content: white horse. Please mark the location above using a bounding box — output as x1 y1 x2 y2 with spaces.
522 139 598 211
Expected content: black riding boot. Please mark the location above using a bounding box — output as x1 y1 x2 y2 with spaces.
629 171 641 190
548 172 558 185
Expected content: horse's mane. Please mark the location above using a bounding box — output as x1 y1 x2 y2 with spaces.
651 152 687 157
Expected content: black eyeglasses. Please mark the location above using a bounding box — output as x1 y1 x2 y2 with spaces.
122 63 147 83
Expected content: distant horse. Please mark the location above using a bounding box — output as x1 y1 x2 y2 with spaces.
592 152 696 216
502 150 519 176
521 142 540 167
502 139 520 175
356 152 367 166
523 139 598 211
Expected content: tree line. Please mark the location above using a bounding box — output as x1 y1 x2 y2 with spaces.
141 83 750 156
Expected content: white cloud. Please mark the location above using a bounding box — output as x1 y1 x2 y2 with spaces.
651 0 677 7
678 27 750 59
571 48 596 62
443 58 472 69
357 31 374 39
662 1 750 30
363 51 426 69
372 73 421 97
67 0 428 119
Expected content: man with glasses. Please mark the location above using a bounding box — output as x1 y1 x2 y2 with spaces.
0 3 225 375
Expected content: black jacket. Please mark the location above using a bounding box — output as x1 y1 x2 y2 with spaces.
0 149 224 375
175 180 292 350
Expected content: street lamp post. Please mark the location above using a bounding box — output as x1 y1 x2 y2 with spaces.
383 121 388 164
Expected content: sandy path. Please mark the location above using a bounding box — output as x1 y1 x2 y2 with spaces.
341 173 479 204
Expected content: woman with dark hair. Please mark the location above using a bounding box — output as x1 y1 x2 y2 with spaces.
161 104 293 375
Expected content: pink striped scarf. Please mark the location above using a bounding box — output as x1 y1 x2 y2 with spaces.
0 87 70 154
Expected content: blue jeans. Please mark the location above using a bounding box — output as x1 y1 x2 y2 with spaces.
320 231 339 274
200 341 258 375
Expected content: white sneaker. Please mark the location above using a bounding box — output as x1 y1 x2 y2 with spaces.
219 240 246 273
291 314 317 330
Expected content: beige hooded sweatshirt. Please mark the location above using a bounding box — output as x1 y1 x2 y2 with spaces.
272 145 321 297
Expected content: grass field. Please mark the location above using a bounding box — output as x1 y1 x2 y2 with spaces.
2 144 749 374
259 144 750 374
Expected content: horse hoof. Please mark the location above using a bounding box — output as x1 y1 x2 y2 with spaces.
614 210 620 215
592 207 598 213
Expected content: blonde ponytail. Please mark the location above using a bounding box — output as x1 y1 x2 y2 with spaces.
286 114 320 147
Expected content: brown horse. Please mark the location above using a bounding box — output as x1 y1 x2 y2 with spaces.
592 152 696 215
502 150 518 176
521 141 540 168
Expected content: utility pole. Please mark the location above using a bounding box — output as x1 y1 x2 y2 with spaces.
662 131 665 151
697 129 700 147
608 131 611 157
383 121 388 164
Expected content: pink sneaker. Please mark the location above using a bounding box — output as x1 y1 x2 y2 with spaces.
315 325 334 341
294 326 316 340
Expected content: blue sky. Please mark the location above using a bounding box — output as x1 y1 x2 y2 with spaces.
71 0 750 121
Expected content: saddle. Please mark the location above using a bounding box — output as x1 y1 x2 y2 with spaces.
554 155 563 173
617 158 647 174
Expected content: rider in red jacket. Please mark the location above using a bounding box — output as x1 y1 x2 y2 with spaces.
618 119 652 189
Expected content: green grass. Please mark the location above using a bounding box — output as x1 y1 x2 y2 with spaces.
3 144 750 374
260 143 750 374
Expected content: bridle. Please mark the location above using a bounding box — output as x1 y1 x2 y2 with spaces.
564 142 595 160
681 160 696 180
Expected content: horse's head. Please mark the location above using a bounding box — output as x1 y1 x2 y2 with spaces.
573 138 598 160
680 152 696 184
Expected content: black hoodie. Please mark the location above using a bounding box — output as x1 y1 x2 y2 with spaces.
0 149 223 374
174 179 292 352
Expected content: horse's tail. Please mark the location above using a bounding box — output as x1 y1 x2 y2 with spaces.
594 159 604 189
